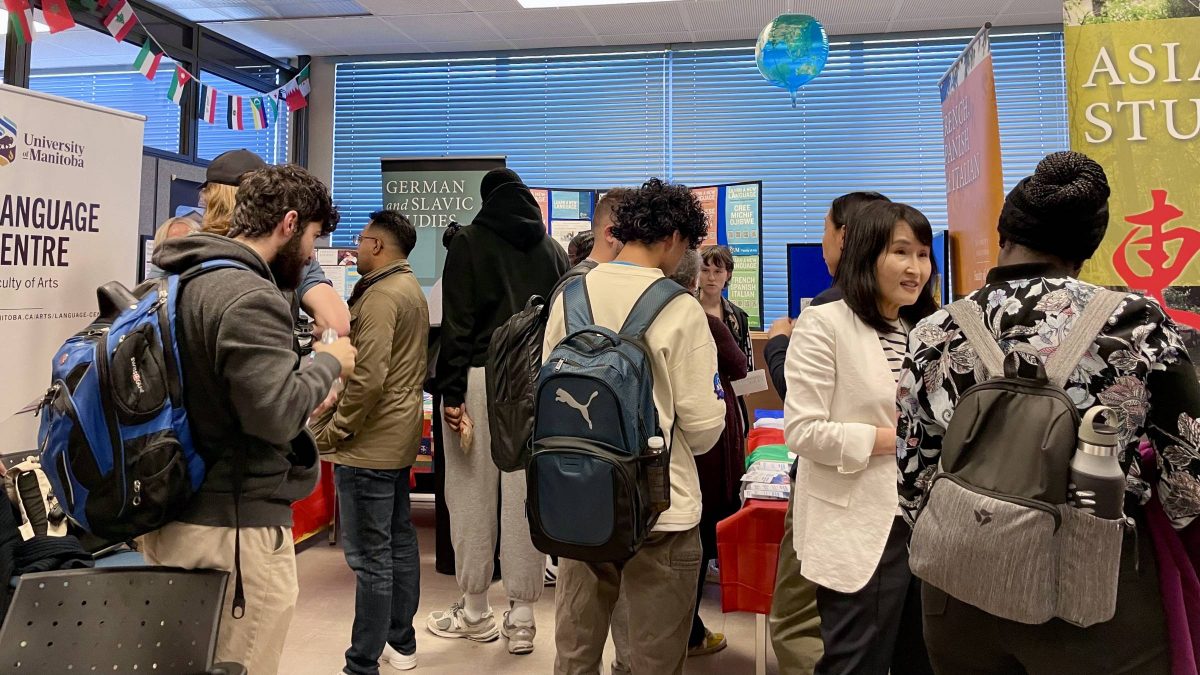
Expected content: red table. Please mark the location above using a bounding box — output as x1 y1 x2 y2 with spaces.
716 423 790 675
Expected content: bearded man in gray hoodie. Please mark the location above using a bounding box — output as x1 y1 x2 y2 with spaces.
144 164 356 675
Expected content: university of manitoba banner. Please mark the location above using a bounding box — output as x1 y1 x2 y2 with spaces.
940 25 1005 298
0 85 143 447
1065 1 1200 329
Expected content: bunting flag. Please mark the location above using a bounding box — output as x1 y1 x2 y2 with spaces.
103 0 137 43
133 38 163 80
279 64 311 111
198 84 218 124
265 94 280 122
167 67 191 104
227 95 244 131
41 0 76 34
3 0 35 45
249 97 269 130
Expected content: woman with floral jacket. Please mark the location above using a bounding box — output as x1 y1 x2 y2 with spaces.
897 151 1200 674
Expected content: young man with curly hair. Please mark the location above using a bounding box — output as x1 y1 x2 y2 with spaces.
542 178 727 675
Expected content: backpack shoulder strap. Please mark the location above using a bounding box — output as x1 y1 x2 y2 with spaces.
563 276 594 335
619 278 689 341
177 259 252 283
1045 289 1125 388
946 299 1005 379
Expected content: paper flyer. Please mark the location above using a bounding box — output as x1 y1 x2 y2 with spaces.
549 220 592 252
692 186 720 247
723 183 760 256
551 190 586 221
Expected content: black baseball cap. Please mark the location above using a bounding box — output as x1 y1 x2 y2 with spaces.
202 149 267 189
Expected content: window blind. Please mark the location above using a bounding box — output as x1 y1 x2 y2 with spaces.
333 31 1068 319
333 52 668 241
29 69 181 153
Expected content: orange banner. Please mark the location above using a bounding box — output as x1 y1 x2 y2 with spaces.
941 27 1004 298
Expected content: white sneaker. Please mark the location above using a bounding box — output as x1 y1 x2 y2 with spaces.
501 610 536 655
381 642 417 671
426 599 500 642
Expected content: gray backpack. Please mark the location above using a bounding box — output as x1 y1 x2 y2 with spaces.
908 289 1129 627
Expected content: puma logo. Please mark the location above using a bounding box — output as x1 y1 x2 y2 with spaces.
556 388 598 430
974 508 993 526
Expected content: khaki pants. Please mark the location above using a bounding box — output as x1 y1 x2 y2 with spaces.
769 491 824 673
554 527 701 675
142 521 299 675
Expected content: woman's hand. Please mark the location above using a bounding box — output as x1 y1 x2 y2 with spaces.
872 426 898 456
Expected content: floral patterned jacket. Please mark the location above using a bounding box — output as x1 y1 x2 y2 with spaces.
897 263 1200 529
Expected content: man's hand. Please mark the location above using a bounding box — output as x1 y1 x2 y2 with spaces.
444 404 465 433
768 316 795 340
313 337 357 379
311 387 340 420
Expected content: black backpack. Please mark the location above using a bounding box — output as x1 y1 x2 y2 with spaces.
485 265 590 472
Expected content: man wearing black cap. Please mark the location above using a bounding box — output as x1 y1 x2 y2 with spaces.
430 168 567 655
896 151 1200 673
198 149 350 341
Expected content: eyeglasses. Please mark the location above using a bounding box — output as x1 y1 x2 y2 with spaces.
351 234 381 247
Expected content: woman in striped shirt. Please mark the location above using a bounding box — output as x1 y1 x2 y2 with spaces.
781 201 938 674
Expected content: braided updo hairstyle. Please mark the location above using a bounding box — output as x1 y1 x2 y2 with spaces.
998 151 1111 264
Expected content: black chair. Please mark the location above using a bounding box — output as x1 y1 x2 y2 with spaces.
0 567 244 674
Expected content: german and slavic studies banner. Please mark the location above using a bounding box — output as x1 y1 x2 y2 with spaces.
940 25 1005 298
0 84 143 447
1065 3 1200 329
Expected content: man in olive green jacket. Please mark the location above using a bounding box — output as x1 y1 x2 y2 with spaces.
316 210 429 675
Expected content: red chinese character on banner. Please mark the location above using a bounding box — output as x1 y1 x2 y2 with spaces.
1113 189 1200 329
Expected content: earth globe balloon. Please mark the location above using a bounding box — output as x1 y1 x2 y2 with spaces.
755 14 830 107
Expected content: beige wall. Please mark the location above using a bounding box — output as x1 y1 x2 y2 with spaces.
307 57 337 187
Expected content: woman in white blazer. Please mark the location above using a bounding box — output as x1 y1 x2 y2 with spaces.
784 201 938 675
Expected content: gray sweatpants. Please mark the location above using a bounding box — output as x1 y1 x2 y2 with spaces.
441 367 544 603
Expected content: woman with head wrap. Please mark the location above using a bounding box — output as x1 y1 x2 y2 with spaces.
897 151 1200 674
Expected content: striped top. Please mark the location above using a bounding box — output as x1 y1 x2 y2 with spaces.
878 320 908 382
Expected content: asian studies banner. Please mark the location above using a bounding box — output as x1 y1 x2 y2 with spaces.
940 26 1004 298
1066 7 1200 333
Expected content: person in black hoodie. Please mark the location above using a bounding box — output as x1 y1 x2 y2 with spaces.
143 165 356 675
430 168 568 656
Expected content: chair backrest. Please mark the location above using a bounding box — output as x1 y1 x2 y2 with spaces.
0 566 227 674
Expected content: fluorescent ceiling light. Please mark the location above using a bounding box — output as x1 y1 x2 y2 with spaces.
518 0 679 8
0 11 51 34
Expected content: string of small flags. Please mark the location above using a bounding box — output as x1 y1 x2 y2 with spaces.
2 0 311 131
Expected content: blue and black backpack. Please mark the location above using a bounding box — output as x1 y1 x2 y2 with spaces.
527 276 687 562
38 261 248 542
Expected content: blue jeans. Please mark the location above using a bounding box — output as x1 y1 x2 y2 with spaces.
335 465 420 675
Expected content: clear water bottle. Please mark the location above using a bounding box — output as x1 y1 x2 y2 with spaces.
646 436 671 515
319 328 343 397
1068 406 1125 520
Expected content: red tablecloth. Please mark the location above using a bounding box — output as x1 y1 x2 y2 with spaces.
292 460 336 544
716 498 789 615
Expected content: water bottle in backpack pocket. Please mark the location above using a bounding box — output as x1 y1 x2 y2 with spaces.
527 277 686 563
38 261 247 541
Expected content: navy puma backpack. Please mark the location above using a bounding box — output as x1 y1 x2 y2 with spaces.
527 276 686 562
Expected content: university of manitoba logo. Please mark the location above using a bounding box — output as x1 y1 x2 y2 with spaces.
974 507 993 527
556 388 598 430
0 116 17 168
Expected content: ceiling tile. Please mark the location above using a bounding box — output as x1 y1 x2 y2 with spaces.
999 0 1063 12
290 16 409 43
460 0 523 9
384 12 504 42
576 3 689 35
692 28 763 42
509 35 606 49
419 40 515 53
994 11 1065 25
480 9 594 39
797 0 901 24
600 31 695 46
150 0 369 21
893 0 999 20
824 21 894 36
888 16 997 31
204 20 333 54
356 0 469 15
681 0 792 30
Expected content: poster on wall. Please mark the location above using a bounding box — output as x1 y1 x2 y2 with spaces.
0 84 144 450
940 25 1004 299
316 248 361 301
379 157 505 296
709 181 764 330
1065 3 1200 333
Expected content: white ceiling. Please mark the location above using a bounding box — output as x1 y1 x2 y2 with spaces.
166 0 1062 58
21 0 1063 70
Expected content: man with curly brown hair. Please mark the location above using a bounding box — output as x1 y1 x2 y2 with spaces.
543 178 726 675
